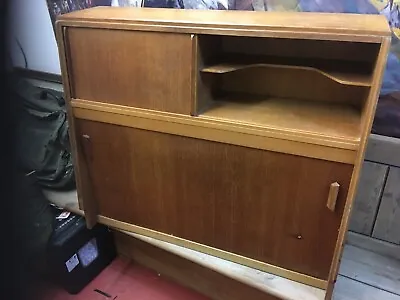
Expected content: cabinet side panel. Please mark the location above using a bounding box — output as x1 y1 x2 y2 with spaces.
325 37 391 300
56 24 87 213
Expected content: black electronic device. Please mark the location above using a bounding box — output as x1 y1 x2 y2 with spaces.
47 211 116 294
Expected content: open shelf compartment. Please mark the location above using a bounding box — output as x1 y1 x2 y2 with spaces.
194 35 377 148
200 94 361 145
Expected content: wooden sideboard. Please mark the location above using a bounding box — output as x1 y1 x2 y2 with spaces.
56 7 390 299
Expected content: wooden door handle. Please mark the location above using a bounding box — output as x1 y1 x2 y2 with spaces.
81 134 92 161
327 182 340 212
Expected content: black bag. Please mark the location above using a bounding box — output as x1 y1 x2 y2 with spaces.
12 171 55 273
13 77 75 189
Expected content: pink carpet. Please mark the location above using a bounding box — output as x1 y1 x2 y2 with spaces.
39 257 209 300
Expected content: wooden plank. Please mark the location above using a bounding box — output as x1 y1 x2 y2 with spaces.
365 134 400 167
333 275 400 300
201 63 371 87
57 8 391 42
348 161 388 235
72 99 360 150
115 230 326 300
347 231 400 261
200 97 361 144
72 100 359 165
372 167 400 244
325 36 391 300
338 244 400 296
217 60 368 109
55 24 86 212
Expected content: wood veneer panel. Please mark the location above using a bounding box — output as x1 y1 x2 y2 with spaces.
201 62 371 87
218 67 368 107
76 119 353 280
66 28 193 114
199 96 361 143
57 8 390 42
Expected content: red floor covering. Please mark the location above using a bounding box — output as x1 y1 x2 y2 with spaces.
39 257 209 300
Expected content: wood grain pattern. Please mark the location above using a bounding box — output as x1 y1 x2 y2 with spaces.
201 63 371 87
194 35 221 115
196 36 371 112
76 132 98 228
43 189 400 300
199 97 362 144
372 167 400 244
55 24 86 211
115 231 324 300
55 9 391 296
56 7 390 42
76 119 353 280
42 188 325 288
115 230 400 300
66 28 193 114
72 102 358 164
333 275 400 300
365 134 400 167
72 98 360 153
327 183 340 212
338 245 400 296
216 65 369 107
100 216 326 288
348 161 388 235
325 37 391 300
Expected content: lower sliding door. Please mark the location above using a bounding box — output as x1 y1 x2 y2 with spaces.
76 119 353 281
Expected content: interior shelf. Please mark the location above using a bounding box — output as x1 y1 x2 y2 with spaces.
201 62 371 87
196 38 371 148
198 95 362 145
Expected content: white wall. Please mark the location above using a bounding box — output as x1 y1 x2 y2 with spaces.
8 0 61 74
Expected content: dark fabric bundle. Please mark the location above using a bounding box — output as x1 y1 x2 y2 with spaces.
13 77 75 190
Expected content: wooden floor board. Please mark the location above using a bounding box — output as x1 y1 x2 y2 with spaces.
347 231 400 261
348 161 388 235
338 244 400 296
333 275 400 300
372 167 400 244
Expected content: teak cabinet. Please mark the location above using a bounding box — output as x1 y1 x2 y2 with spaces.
56 7 390 299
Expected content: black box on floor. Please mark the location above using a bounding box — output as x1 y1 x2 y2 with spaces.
48 211 116 294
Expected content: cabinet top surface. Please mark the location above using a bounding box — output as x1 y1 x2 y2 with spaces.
57 7 390 41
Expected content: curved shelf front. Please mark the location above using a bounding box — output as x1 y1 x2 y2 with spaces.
201 63 372 87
